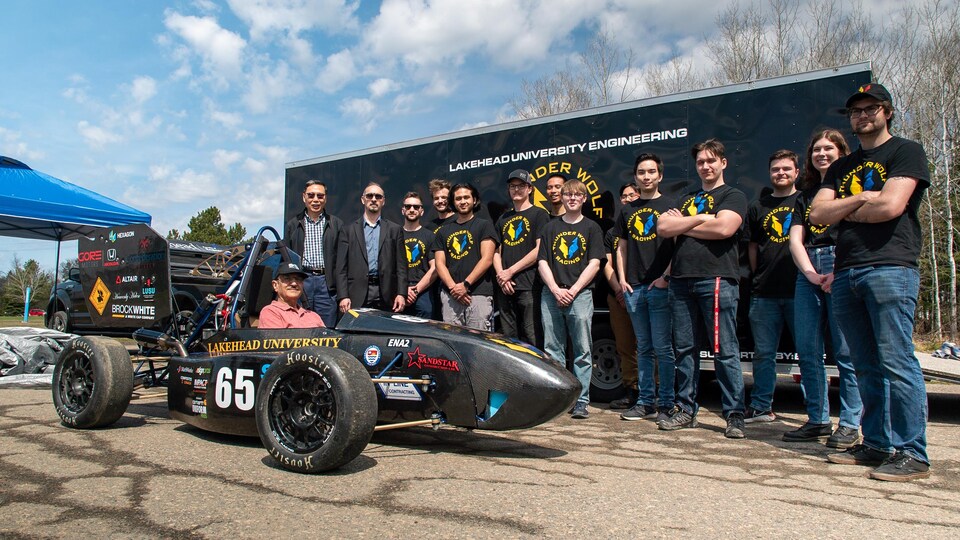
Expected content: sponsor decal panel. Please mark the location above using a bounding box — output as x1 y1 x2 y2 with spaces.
206 337 342 357
364 345 382 366
407 346 460 372
377 378 423 401
88 277 111 316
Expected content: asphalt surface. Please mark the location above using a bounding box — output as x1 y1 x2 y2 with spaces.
1 377 959 539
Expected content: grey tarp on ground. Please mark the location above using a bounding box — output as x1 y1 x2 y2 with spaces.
0 327 75 376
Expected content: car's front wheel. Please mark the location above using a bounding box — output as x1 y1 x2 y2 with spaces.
255 347 377 473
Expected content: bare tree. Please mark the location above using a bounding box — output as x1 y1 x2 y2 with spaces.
644 55 705 97
510 69 592 119
2 256 52 313
580 31 641 105
510 32 641 117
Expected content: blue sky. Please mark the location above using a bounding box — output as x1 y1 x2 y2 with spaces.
0 0 895 276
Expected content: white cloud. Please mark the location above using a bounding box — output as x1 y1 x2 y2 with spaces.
244 60 303 113
212 149 243 171
340 97 377 132
147 164 220 204
130 76 158 103
361 0 591 71
226 0 360 40
77 121 122 149
163 11 247 84
316 49 357 93
208 105 244 128
368 77 399 98
0 127 44 160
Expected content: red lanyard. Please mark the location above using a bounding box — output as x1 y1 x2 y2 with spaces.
713 277 721 354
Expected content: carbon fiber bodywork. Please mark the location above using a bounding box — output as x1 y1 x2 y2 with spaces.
167 309 580 437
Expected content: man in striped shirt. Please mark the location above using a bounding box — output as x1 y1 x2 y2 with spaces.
284 179 345 327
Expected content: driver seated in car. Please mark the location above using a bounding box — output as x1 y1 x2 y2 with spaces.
259 262 326 329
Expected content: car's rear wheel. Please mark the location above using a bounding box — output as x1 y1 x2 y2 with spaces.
52 337 133 428
256 347 377 473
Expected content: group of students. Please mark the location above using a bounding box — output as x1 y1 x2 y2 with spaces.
272 82 931 482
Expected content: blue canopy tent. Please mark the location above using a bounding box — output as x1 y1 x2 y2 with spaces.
0 156 152 289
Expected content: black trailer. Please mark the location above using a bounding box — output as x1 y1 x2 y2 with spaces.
284 63 873 400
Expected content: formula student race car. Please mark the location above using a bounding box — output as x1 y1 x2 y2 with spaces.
51 224 579 473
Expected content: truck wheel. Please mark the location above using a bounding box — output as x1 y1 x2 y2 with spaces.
256 347 377 473
52 337 134 428
590 334 625 403
50 310 70 333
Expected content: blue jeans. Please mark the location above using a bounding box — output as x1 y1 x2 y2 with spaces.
671 277 745 417
303 274 338 328
747 296 795 413
405 288 433 319
832 266 927 463
542 290 594 404
624 285 675 409
794 246 862 428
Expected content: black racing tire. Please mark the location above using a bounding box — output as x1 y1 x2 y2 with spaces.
52 337 134 428
50 310 70 333
256 347 377 473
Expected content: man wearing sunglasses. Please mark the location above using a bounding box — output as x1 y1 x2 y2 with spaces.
400 191 437 319
337 183 407 314
284 179 344 327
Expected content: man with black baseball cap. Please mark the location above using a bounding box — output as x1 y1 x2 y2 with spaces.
258 261 325 328
810 82 931 481
494 169 549 345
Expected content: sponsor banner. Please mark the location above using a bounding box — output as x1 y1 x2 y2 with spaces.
78 223 172 327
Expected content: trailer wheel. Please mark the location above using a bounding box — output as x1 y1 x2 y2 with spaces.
52 337 134 428
590 334 625 403
256 347 377 473
50 310 70 333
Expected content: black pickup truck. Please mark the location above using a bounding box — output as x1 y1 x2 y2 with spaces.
45 240 228 335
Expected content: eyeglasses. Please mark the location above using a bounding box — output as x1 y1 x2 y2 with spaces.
363 193 384 200
620 192 638 201
403 204 422 210
561 192 585 199
305 192 326 199
508 183 529 191
847 104 884 118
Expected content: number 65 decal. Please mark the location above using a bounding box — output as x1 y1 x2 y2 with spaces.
214 367 255 411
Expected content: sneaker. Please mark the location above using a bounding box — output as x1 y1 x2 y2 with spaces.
658 408 698 430
725 412 746 439
743 409 777 423
620 404 657 421
570 402 590 419
608 389 638 410
826 426 862 449
782 422 833 442
827 444 893 466
656 406 677 424
869 452 931 482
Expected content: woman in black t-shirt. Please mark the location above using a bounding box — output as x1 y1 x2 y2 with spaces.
783 129 863 448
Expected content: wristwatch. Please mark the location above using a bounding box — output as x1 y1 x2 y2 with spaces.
463 279 472 290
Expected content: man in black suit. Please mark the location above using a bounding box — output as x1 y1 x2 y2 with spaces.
337 182 407 312
284 179 343 327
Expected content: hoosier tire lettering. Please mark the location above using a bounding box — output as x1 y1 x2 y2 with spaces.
255 347 377 473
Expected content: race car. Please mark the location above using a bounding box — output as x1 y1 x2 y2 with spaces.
51 224 580 473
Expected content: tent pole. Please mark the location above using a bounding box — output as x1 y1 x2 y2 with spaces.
53 229 62 288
